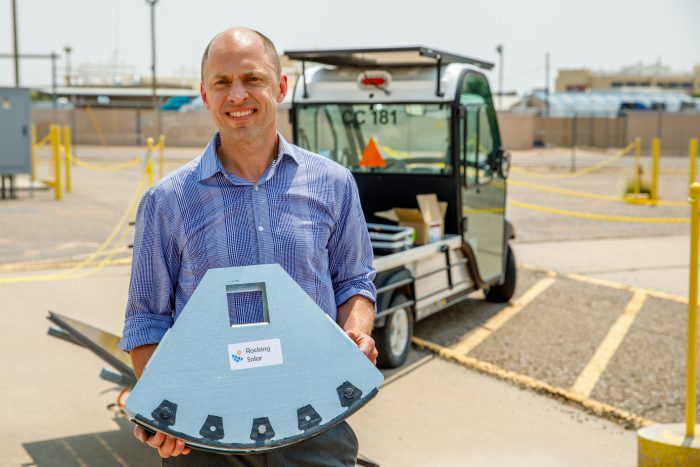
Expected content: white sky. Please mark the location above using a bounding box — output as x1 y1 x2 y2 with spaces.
2 0 698 94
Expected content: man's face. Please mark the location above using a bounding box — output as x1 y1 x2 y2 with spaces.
200 32 287 144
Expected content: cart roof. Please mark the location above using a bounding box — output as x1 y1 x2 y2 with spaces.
284 46 493 70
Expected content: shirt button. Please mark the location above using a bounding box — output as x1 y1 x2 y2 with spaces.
257 226 264 232
253 185 259 191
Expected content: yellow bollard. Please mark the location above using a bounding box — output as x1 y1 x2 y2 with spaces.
650 138 660 203
158 134 165 179
146 137 155 187
50 125 62 201
637 183 700 466
30 124 37 182
688 183 700 437
691 138 698 194
63 126 72 193
634 137 641 195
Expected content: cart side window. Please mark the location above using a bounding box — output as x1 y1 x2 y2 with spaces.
295 104 451 175
459 75 499 187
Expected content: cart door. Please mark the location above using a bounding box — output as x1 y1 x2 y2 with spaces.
459 73 507 284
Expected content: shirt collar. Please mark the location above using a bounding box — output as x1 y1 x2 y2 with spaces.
197 132 298 182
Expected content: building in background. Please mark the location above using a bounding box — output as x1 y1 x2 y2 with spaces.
556 63 700 95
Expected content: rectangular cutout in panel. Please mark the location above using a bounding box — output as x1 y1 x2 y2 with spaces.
226 282 269 326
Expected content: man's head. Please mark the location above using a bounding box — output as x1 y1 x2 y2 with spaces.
199 28 287 144
200 29 281 83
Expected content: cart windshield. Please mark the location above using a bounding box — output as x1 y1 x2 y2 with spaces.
295 103 452 175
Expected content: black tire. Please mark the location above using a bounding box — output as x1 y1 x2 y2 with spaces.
485 243 516 303
374 293 413 369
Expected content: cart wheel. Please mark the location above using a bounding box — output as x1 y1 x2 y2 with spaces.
485 243 516 303
374 293 413 369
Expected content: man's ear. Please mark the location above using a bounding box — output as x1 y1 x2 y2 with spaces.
200 82 211 110
276 74 288 103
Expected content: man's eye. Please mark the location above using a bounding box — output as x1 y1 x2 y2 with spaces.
247 77 260 82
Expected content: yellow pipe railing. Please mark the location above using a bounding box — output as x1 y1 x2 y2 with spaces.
690 138 698 195
687 183 700 437
63 126 72 193
49 125 62 201
158 135 165 179
651 138 660 203
30 124 38 182
146 137 155 187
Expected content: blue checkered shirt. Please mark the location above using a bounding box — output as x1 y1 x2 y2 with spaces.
119 133 376 352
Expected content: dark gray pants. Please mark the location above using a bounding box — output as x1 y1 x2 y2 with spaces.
162 421 359 467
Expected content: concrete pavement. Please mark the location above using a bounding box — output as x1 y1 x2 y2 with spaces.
1 262 638 467
513 234 690 297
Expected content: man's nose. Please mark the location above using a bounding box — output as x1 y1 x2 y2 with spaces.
228 80 248 103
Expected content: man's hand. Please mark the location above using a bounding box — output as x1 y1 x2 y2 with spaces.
346 329 378 364
134 425 191 458
130 344 191 458
336 295 378 364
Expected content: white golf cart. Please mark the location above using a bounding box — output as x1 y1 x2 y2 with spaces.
284 47 516 368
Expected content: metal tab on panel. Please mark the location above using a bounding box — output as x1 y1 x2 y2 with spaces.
151 400 178 426
250 417 275 443
336 381 362 408
297 404 322 431
199 415 225 440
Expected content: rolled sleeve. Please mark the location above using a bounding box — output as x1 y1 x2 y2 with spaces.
119 188 180 352
328 171 376 311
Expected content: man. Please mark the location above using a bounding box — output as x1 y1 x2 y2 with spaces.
119 28 377 465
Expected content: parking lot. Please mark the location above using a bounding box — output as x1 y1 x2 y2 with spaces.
1 144 696 466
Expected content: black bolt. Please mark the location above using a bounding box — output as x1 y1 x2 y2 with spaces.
344 388 355 399
160 407 172 419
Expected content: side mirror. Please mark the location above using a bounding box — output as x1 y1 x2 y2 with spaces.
497 149 511 178
488 148 510 179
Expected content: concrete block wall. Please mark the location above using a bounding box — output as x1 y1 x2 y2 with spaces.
32 108 698 154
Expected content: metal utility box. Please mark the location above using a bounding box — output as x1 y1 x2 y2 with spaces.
0 87 31 175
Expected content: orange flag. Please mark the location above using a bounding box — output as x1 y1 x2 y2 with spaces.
359 137 386 168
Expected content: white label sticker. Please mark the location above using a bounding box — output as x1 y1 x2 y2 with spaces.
228 338 283 371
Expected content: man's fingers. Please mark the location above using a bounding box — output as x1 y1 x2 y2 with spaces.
158 435 177 458
133 425 149 443
170 438 187 457
346 330 378 364
146 431 166 449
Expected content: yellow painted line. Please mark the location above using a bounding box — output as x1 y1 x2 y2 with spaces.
570 290 647 398
412 335 655 429
510 179 689 207
0 172 146 284
451 276 556 355
518 263 688 304
510 199 689 223
0 246 131 273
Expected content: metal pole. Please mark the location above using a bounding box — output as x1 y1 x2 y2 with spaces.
147 0 160 137
634 137 641 195
64 46 72 85
571 113 577 172
51 52 58 110
686 182 700 437
544 52 550 118
12 0 20 86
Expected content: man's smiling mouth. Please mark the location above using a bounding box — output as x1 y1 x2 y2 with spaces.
226 109 256 117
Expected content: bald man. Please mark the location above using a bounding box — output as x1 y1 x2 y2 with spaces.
119 28 378 466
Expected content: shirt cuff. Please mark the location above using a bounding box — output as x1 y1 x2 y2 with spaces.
119 313 174 353
335 282 377 314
